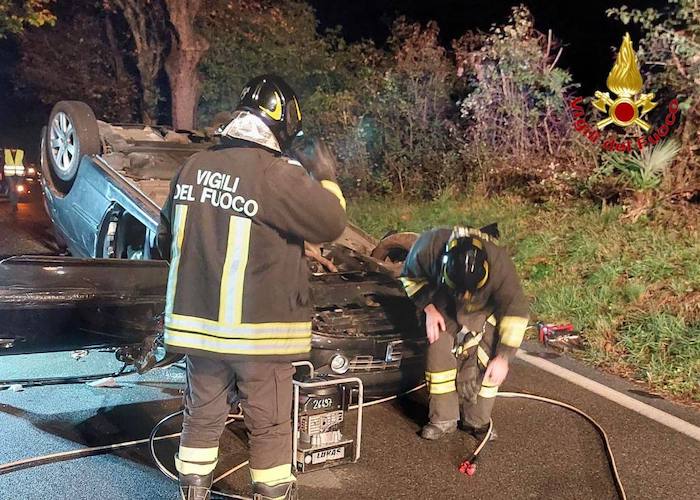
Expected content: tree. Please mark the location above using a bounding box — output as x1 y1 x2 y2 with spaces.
17 8 139 121
0 0 54 37
103 0 169 124
163 0 208 129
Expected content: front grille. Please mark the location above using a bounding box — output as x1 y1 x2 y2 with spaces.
348 341 404 372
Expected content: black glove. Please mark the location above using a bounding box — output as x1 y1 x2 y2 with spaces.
289 136 338 183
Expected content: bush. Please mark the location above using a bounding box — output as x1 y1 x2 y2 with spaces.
453 5 590 196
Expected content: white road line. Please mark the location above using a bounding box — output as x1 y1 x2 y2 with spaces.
516 350 700 442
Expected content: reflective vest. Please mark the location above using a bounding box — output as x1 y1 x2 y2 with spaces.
3 149 25 177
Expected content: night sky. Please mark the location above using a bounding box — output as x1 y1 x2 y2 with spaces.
0 0 667 158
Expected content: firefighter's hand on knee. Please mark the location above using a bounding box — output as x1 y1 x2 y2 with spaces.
484 355 509 386
424 304 445 344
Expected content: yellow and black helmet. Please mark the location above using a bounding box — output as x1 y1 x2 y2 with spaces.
236 74 302 150
440 237 489 295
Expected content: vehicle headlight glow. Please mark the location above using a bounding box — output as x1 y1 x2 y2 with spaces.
330 354 350 374
27 167 36 175
16 184 25 193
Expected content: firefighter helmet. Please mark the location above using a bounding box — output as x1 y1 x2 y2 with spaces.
440 237 489 295
235 75 302 151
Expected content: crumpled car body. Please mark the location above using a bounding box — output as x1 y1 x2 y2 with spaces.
0 110 425 396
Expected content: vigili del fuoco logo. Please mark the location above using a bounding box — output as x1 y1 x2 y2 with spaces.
570 33 680 153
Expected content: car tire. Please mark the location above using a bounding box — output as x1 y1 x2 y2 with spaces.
370 232 419 264
46 101 101 194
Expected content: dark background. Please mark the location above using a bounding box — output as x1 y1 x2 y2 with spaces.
0 0 665 160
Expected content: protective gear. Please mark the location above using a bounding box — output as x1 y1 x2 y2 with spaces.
219 110 283 152
289 136 338 183
253 480 298 500
420 420 458 440
158 144 347 362
158 132 346 500
178 472 213 500
401 226 529 443
440 236 489 296
462 423 498 442
234 75 302 151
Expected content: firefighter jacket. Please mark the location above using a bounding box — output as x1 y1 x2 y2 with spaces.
400 226 529 360
3 149 25 177
157 142 347 362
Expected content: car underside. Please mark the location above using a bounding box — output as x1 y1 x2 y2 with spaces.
0 101 423 396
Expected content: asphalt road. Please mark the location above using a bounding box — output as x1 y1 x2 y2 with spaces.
1 194 699 500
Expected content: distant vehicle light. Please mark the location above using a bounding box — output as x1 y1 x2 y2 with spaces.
27 167 36 176
16 184 26 193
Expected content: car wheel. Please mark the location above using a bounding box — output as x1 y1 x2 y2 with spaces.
371 232 418 263
46 101 101 194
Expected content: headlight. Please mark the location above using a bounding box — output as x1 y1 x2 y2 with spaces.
27 167 36 176
16 184 25 193
329 354 350 374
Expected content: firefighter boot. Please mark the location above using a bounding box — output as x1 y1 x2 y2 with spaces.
253 480 298 500
178 472 213 500
420 420 458 440
463 423 498 442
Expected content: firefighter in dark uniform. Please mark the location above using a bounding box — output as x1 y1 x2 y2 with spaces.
400 225 529 440
157 75 347 500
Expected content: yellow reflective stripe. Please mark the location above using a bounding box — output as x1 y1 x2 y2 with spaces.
500 315 528 347
487 315 497 326
165 316 311 338
320 180 346 210
165 205 188 317
13 149 23 165
220 216 251 325
4 149 12 166
477 346 490 367
462 332 483 350
165 329 311 355
478 384 499 398
250 464 295 486
425 368 457 383
175 456 218 475
178 446 219 462
429 380 456 395
399 277 428 297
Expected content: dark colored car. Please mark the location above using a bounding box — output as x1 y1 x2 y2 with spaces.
0 101 424 396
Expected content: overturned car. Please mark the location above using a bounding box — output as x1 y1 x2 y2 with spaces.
0 101 423 396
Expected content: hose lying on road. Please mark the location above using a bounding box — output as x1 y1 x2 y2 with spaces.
0 363 132 389
0 384 627 500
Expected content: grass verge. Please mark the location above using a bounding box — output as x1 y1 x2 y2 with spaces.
349 194 700 403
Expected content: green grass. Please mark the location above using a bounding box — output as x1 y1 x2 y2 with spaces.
349 195 700 402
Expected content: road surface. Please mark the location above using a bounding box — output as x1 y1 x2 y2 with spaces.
0 194 698 499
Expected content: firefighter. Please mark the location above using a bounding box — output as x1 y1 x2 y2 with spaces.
3 148 25 213
400 225 529 441
157 75 347 500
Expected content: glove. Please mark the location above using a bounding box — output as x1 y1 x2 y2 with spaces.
289 136 338 183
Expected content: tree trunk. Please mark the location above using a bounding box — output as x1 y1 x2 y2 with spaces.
109 0 167 124
164 0 209 130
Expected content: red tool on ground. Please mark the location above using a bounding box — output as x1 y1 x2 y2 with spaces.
537 322 575 345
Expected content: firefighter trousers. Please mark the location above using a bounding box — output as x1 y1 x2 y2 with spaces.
176 355 296 490
425 317 499 429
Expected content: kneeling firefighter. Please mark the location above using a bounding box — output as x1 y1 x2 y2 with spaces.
157 75 347 500
400 226 529 441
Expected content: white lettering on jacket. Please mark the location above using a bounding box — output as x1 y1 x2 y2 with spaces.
187 169 258 217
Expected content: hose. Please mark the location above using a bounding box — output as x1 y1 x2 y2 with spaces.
0 363 133 389
0 384 627 500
